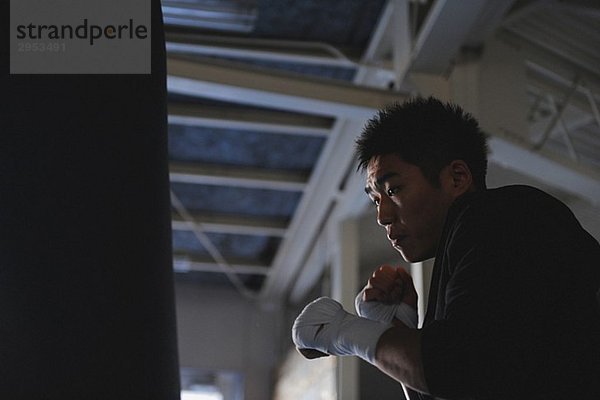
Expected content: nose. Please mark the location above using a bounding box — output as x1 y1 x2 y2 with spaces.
376 196 395 227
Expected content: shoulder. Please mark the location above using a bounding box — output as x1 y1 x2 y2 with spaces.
456 185 571 224
443 185 581 255
446 185 598 262
474 184 561 209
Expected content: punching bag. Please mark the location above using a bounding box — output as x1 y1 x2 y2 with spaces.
0 1 180 398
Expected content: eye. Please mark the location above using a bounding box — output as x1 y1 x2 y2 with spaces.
387 186 401 197
369 196 380 206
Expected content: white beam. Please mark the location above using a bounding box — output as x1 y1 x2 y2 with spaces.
172 214 287 237
502 17 600 78
489 136 600 206
527 70 600 117
354 0 398 89
168 103 332 137
500 29 600 89
169 162 307 191
173 258 270 275
165 41 356 69
165 31 357 66
529 103 595 143
167 57 405 118
360 0 395 64
411 0 495 73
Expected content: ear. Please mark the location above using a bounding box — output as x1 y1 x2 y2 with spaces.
444 160 474 197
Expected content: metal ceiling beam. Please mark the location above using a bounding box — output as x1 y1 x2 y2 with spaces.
462 0 518 47
502 17 600 77
527 73 600 117
165 31 356 66
167 57 405 118
165 41 356 69
168 103 332 137
500 29 600 86
172 213 287 237
165 28 404 91
169 162 308 191
530 112 599 168
411 0 514 73
529 108 596 143
173 257 270 275
161 0 257 33
356 0 516 85
489 136 600 206
352 0 399 88
359 0 395 65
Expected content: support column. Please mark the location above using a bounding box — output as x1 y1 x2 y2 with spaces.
331 218 361 400
0 1 180 398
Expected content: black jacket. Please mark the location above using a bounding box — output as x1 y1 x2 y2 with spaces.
416 185 600 400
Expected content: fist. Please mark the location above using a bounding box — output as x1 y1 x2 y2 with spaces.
364 265 402 303
292 297 393 363
363 265 417 308
292 297 343 359
356 265 418 328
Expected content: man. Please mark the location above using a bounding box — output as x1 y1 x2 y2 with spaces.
292 97 600 399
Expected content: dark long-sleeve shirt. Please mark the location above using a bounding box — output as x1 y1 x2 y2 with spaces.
415 185 600 400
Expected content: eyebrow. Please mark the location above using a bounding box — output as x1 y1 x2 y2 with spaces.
364 172 400 195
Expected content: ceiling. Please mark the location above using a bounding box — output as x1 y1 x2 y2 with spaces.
163 0 600 304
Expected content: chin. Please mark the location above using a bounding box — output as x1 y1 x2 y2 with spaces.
397 248 434 263
398 249 419 263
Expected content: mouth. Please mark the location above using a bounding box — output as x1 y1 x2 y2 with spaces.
389 235 408 249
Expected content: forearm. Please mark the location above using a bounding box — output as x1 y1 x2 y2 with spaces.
374 326 429 394
293 296 429 394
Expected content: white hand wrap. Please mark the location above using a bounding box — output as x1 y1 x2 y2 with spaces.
355 288 418 329
292 297 393 364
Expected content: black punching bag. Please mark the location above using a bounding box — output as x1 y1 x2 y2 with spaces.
0 1 180 398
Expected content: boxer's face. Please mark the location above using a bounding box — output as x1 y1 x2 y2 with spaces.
365 154 456 262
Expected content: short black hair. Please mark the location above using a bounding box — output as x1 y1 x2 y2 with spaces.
355 96 489 190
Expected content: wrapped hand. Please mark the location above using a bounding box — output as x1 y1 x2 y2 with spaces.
355 265 418 328
292 297 392 363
